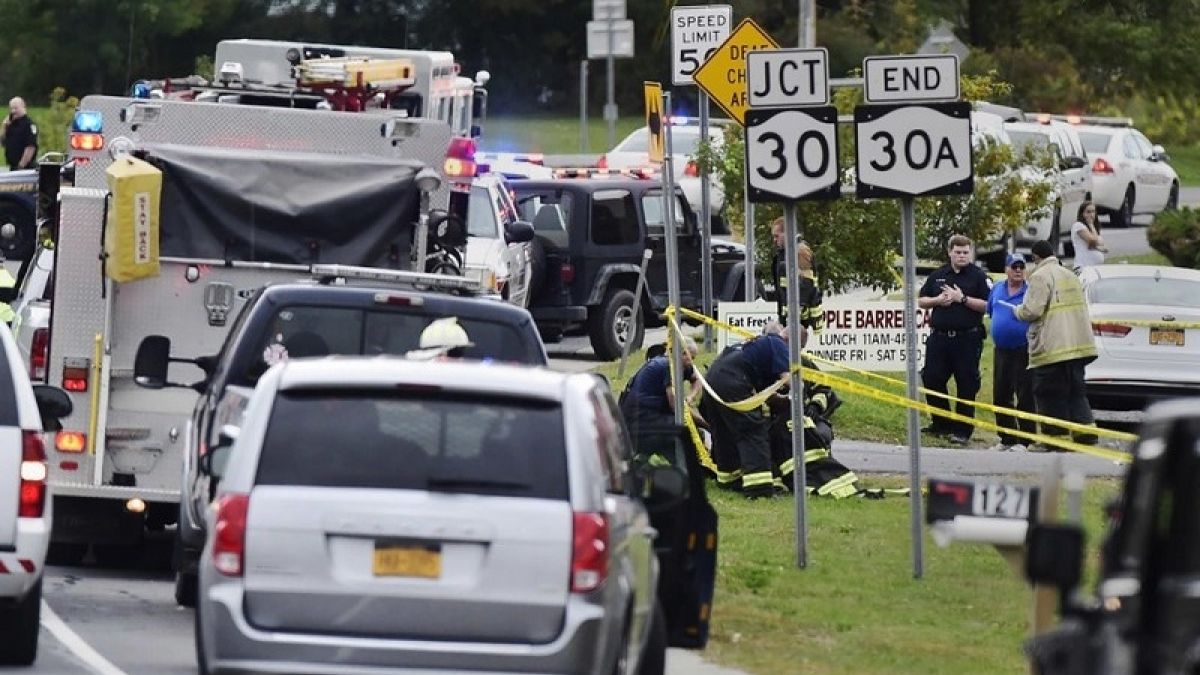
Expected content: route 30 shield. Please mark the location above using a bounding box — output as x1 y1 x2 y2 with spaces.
854 101 973 199
744 106 840 203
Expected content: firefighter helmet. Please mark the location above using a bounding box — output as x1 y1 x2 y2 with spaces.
408 317 474 360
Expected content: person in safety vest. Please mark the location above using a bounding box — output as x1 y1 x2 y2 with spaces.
700 330 791 499
406 317 474 361
619 336 703 435
770 217 824 335
766 354 859 498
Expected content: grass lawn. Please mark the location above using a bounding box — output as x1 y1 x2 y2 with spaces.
1168 144 1200 186
480 114 642 155
700 476 1120 674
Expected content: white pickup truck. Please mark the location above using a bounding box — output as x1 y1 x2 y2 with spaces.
0 323 71 665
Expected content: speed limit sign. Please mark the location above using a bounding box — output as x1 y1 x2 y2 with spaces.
671 5 732 85
744 106 840 203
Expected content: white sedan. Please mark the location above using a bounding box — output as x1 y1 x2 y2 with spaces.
0 323 73 665
1076 125 1179 227
1081 264 1200 413
600 118 729 221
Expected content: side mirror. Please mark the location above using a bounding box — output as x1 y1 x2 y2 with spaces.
199 425 239 478
505 220 535 244
1152 144 1169 161
1025 523 1084 590
134 335 171 389
32 384 72 431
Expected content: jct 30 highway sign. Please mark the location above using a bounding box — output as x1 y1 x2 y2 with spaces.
854 101 973 199
745 106 840 203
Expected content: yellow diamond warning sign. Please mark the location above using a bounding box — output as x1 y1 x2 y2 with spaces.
693 18 779 125
644 81 665 164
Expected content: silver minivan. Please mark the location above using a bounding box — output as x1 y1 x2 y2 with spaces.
196 358 669 674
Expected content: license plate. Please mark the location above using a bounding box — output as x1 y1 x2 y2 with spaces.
373 542 441 578
1149 328 1185 346
971 483 1033 519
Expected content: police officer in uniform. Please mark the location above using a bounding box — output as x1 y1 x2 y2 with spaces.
917 234 991 445
1 97 38 171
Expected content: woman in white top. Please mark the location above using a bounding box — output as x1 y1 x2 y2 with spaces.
1070 200 1108 271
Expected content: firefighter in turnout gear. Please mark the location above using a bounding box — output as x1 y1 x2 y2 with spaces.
771 217 824 334
700 331 791 499
767 354 859 498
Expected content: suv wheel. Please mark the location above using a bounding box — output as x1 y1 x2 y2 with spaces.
588 288 644 361
0 579 41 665
1111 186 1134 228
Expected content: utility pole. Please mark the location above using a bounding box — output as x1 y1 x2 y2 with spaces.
799 0 816 48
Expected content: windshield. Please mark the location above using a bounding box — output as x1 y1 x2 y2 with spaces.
257 390 568 499
1079 132 1113 154
1007 130 1052 153
1090 277 1200 308
467 185 500 238
241 304 544 383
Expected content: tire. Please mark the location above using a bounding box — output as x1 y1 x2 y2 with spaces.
175 569 198 608
0 579 41 665
0 199 36 264
46 542 88 566
527 237 547 302
1111 185 1134 228
980 249 1006 273
1167 183 1179 211
637 602 668 675
588 288 643 361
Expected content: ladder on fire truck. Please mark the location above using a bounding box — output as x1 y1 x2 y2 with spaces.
293 56 417 111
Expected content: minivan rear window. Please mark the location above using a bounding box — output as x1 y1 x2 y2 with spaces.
256 390 569 499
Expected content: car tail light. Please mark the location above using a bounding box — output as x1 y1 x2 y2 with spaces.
560 262 576 285
571 512 608 593
1092 157 1114 174
63 362 89 392
213 493 250 577
56 431 86 453
596 154 607 169
444 137 478 178
19 431 47 518
1093 322 1132 338
684 160 699 177
30 328 49 381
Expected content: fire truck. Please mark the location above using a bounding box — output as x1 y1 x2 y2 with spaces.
40 95 457 558
143 38 488 141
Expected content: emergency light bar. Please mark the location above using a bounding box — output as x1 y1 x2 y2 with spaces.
1036 112 1134 128
551 167 659 180
309 264 481 293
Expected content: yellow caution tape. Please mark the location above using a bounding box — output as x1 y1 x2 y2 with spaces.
667 306 1136 463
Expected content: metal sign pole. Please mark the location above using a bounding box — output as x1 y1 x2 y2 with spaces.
901 196 924 579
743 199 755 300
699 93 714 351
662 92 685 426
579 61 589 153
605 16 616 151
783 201 808 568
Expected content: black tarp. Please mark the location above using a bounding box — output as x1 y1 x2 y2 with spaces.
142 143 425 266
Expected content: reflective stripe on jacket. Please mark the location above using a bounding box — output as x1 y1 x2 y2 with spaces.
1014 256 1097 368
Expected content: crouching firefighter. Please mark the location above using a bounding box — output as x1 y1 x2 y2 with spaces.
699 331 790 499
767 357 859 498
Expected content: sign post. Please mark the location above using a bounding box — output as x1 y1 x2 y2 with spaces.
744 46 837 569
659 89 685 426
854 53 971 579
588 0 633 150
672 5 731 352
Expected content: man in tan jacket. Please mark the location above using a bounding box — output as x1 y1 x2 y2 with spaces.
1011 239 1099 446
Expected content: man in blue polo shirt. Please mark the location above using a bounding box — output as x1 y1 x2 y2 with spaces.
987 252 1036 451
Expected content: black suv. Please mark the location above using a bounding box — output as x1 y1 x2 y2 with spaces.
512 177 748 360
132 280 547 607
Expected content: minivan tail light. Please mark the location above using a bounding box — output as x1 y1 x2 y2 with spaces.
1093 322 1132 338
1092 157 1114 174
571 512 608 593
19 431 47 518
213 493 250 576
30 328 49 381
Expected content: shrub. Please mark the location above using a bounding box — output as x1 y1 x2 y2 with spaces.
1147 207 1200 268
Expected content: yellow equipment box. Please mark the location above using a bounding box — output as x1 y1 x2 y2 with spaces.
104 155 161 282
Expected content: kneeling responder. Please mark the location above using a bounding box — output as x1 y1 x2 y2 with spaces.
767 356 859 498
619 336 703 434
700 331 790 499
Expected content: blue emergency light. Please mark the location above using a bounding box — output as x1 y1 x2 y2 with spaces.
71 111 103 133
